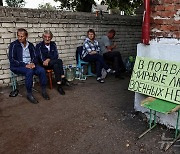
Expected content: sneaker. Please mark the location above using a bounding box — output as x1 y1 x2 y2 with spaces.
97 77 105 83
107 69 115 74
101 68 107 79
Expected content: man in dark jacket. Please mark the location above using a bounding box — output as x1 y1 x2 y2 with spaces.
9 28 50 104
36 30 66 95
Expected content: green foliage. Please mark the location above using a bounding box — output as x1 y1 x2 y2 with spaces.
38 3 57 11
101 0 143 15
5 0 25 7
54 0 96 12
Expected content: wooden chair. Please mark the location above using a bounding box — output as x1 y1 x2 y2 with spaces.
46 69 53 89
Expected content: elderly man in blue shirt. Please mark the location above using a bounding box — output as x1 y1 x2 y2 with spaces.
9 28 50 104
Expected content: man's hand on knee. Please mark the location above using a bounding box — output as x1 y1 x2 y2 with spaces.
43 58 50 66
26 63 35 69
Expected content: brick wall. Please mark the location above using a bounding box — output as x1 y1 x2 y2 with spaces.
151 0 180 39
0 7 142 86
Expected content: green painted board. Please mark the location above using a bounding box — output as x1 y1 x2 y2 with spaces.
142 98 180 114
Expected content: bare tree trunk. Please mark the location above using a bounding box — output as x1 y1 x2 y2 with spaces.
0 0 3 6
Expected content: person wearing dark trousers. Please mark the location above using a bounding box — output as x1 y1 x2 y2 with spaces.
9 28 50 104
82 29 114 83
99 29 126 79
36 30 67 95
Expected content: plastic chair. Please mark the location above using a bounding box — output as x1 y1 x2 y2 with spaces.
76 46 95 78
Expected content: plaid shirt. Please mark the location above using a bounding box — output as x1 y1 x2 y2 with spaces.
82 38 101 58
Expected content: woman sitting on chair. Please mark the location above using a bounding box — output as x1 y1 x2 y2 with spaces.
82 29 114 83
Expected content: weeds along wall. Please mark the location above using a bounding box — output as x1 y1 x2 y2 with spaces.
0 7 142 86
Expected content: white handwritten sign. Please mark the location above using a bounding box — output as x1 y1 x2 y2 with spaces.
128 56 180 105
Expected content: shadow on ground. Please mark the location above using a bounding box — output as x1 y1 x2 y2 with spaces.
0 76 178 154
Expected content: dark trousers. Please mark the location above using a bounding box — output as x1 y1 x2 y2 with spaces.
103 51 125 75
43 59 64 83
11 66 47 94
83 54 109 78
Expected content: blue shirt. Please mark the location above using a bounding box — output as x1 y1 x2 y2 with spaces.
82 38 101 58
21 42 31 64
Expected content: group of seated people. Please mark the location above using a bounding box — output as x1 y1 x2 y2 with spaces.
82 29 125 83
8 28 125 104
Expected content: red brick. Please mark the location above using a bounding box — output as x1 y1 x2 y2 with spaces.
173 0 180 4
151 6 156 11
151 0 163 5
174 5 180 10
151 24 161 29
163 0 175 4
150 17 155 23
162 32 170 37
152 31 180 39
160 25 171 31
156 5 165 11
173 32 180 38
174 20 180 24
159 25 179 31
150 23 156 29
164 5 175 11
151 11 162 17
151 31 167 38
154 19 164 24
162 19 174 24
170 25 179 31
161 11 176 17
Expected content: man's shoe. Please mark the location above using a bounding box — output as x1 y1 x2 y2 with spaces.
62 78 70 86
57 86 65 95
107 69 115 74
42 92 50 100
97 77 105 83
27 95 39 104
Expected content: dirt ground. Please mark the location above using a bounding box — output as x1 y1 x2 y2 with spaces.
0 76 179 154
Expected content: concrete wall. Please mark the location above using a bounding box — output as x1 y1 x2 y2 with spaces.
134 0 180 128
135 41 180 128
0 7 142 87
